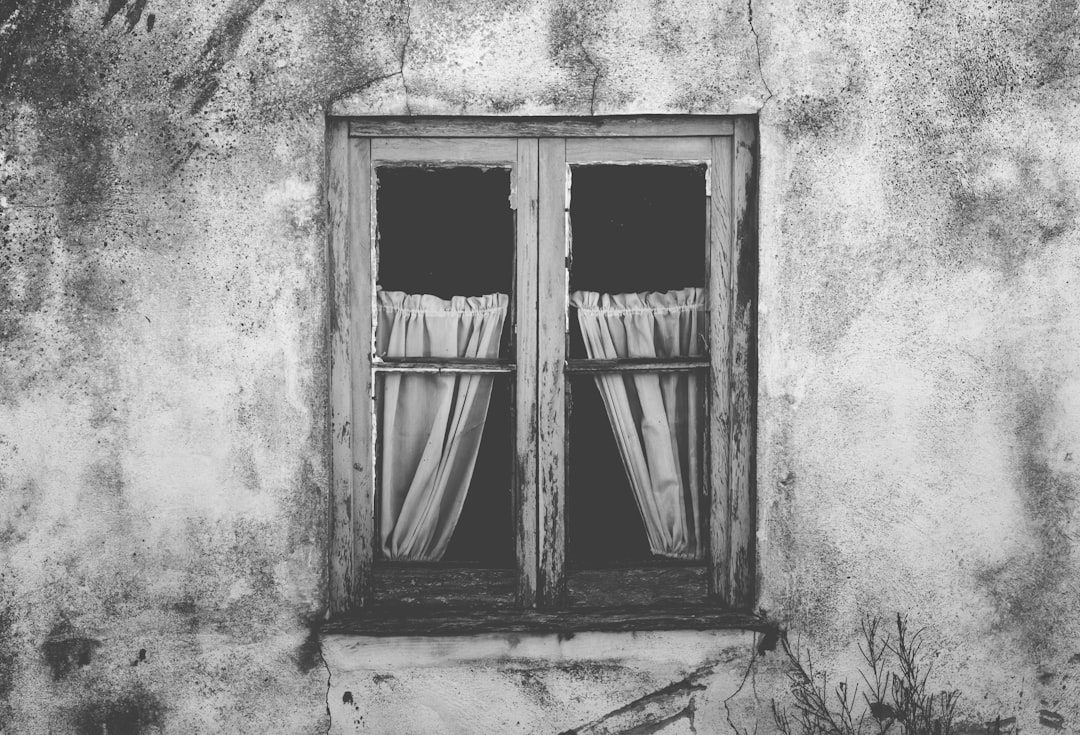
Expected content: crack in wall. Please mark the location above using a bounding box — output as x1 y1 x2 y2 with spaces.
723 637 762 735
399 0 413 114
559 662 715 735
549 2 603 115
323 647 333 735
746 0 775 110
583 47 603 115
328 0 412 112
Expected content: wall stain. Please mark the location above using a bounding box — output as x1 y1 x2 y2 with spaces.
40 619 102 681
546 1 604 112
779 93 847 140
102 0 150 32
948 156 1078 278
71 686 165 735
506 668 556 709
0 0 78 90
975 383 1078 657
293 616 322 674
1038 709 1065 729
0 601 14 699
170 0 268 114
1020 0 1080 89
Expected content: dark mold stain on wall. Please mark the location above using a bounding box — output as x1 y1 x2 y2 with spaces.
0 601 15 700
1018 0 1080 89
0 0 78 88
302 0 414 111
71 686 165 735
171 0 268 114
779 93 847 140
40 619 102 681
102 0 151 32
293 617 323 674
547 1 603 111
976 382 1078 657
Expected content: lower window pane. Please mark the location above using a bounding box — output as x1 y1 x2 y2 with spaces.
375 372 512 566
567 372 705 566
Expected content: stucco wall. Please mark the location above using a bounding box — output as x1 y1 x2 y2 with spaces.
2 0 1078 733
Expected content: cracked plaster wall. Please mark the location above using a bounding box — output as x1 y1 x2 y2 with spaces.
1 0 1079 733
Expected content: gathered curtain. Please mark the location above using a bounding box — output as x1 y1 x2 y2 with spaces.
376 290 508 562
569 286 705 559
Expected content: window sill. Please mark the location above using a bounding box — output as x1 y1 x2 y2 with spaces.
321 605 770 637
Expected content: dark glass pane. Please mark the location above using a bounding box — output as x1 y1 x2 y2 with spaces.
375 373 513 567
377 166 513 296
568 164 705 293
567 375 651 565
443 374 513 565
376 167 514 358
567 371 705 567
568 164 706 359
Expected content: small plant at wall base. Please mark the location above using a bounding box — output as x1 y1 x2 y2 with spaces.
770 614 1015 735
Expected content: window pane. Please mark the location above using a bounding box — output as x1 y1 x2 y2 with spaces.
375 372 513 566
567 374 650 564
376 166 514 359
567 371 704 566
568 164 706 359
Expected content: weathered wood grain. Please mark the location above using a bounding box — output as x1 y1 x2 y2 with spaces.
515 138 540 607
709 134 734 604
729 118 757 610
371 137 517 164
564 358 708 373
352 136 375 608
328 120 354 614
566 566 708 608
538 138 567 608
329 130 374 611
373 359 515 373
350 117 735 139
323 606 770 636
565 137 711 163
372 566 516 609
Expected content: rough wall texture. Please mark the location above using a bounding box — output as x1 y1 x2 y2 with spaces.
1 0 1078 733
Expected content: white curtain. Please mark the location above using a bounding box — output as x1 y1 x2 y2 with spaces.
569 287 705 559
376 290 508 561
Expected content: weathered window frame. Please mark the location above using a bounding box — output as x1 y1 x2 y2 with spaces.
326 116 758 635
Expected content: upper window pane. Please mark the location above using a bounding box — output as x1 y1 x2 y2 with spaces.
567 164 706 294
568 164 706 360
376 166 514 358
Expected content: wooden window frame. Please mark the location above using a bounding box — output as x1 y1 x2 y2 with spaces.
326 116 759 635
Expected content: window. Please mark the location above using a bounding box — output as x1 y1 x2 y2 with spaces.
326 117 757 633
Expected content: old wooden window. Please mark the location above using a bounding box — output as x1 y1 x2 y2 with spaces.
326 117 757 634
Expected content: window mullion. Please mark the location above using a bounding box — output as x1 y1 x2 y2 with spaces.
515 137 540 607
537 137 568 608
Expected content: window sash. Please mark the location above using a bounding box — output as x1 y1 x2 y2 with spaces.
537 135 736 608
328 118 756 618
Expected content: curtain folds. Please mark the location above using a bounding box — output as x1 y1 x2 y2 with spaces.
376 290 508 562
569 287 705 559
